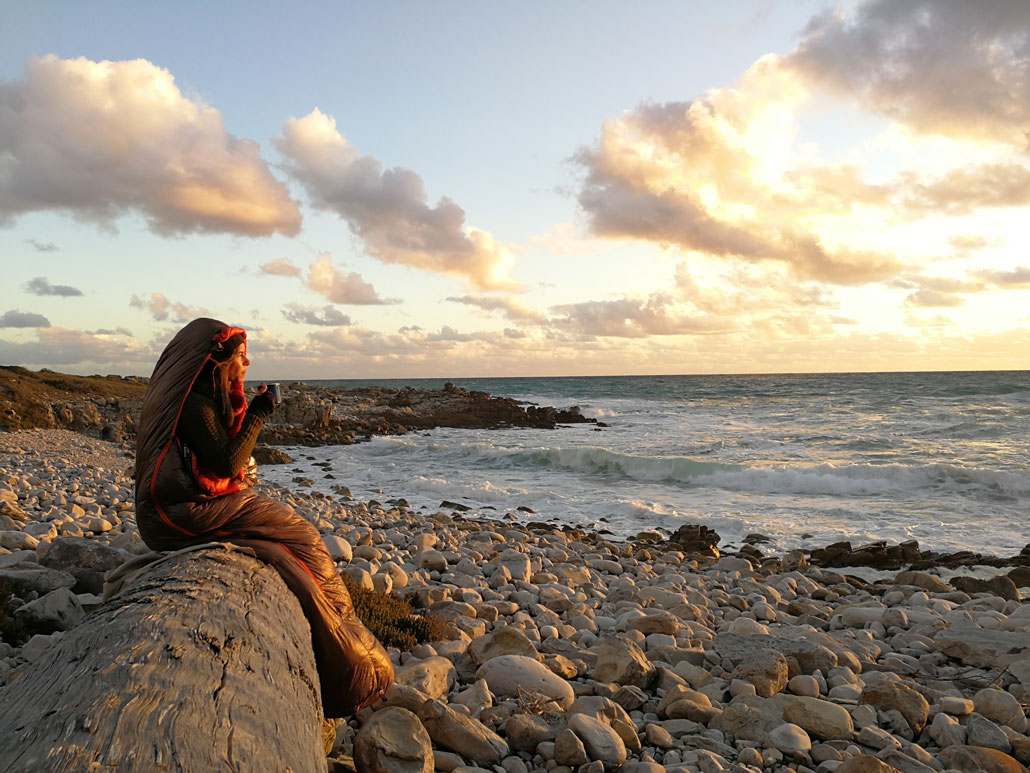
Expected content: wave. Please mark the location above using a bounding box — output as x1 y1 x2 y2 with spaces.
525 446 1030 501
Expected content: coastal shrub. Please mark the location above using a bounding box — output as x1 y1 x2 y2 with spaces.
341 575 449 650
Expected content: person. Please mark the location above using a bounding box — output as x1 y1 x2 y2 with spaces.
134 317 393 717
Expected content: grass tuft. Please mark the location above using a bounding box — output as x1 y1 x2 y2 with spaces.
340 575 450 651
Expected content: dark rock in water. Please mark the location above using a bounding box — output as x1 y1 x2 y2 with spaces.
517 506 535 513
39 537 127 594
743 533 771 544
440 501 473 512
253 446 293 465
1007 567 1030 587
666 524 720 558
809 539 922 571
292 477 314 487
950 575 1020 601
332 485 352 498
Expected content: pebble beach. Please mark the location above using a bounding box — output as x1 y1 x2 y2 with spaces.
2 429 1030 773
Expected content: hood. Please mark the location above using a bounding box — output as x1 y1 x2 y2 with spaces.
135 318 247 499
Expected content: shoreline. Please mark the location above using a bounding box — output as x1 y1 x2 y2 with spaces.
3 429 1030 772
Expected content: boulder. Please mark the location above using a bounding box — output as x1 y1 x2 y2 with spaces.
394 657 456 699
714 632 838 674
354 707 433 773
591 638 655 688
39 536 127 594
567 714 627 770
781 696 854 741
0 564 76 596
15 587 84 631
938 745 1027 773
417 699 508 765
934 628 1030 669
476 655 574 710
468 626 539 666
731 648 788 697
859 682 929 735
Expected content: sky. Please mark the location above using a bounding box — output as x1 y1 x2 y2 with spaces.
1 0 1028 380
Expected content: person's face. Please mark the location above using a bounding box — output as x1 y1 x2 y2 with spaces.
225 344 250 384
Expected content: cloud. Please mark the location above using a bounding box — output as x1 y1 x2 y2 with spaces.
899 163 1030 216
89 327 133 336
260 258 302 277
552 293 732 339
306 255 394 305
978 267 1030 288
574 0 1030 290
0 55 301 236
785 0 1030 147
0 326 153 367
25 276 83 297
25 239 58 252
282 303 352 327
129 292 208 322
0 309 51 328
275 109 519 290
574 90 901 285
447 294 548 323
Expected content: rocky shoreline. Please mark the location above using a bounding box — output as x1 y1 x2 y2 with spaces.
0 366 600 445
2 430 1030 772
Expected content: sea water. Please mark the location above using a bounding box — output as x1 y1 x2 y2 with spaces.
260 372 1030 556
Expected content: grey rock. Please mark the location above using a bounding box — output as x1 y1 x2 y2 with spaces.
354 706 433 773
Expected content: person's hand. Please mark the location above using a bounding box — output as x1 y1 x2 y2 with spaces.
249 390 276 418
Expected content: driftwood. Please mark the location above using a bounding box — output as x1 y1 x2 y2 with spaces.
0 547 327 772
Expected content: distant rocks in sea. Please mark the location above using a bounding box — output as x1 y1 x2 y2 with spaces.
3 429 1030 772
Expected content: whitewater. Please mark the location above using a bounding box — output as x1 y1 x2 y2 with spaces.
261 371 1030 556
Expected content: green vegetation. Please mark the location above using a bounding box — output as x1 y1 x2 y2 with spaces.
0 365 146 431
341 575 449 650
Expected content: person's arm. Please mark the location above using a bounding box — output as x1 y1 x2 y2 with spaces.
177 393 274 478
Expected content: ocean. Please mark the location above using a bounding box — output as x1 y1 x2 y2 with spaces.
260 371 1030 556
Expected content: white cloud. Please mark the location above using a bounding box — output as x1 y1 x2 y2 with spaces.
275 109 520 290
0 55 301 236
260 258 302 277
129 292 208 322
552 293 732 339
573 0 1030 290
306 255 394 305
0 327 153 367
447 294 548 323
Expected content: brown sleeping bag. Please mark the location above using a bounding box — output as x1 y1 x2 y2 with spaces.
134 317 393 717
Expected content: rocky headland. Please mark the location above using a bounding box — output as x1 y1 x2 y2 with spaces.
2 429 1030 773
0 366 600 447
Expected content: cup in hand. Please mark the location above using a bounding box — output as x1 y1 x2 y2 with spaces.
265 382 283 406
